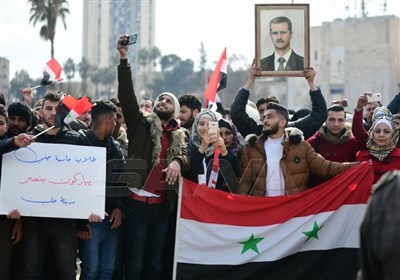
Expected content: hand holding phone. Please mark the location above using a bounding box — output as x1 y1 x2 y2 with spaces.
208 121 218 136
368 93 381 103
121 33 138 46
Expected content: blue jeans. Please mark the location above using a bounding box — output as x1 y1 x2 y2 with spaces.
79 218 119 280
124 199 169 280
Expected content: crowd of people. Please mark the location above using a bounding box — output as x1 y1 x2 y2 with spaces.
0 34 399 280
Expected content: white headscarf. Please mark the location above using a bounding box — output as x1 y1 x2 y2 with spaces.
153 92 180 119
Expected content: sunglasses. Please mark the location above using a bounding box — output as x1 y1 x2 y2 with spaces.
374 114 394 121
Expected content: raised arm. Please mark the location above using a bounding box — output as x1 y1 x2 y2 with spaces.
287 67 327 140
387 92 400 114
352 93 371 150
230 63 263 137
116 35 141 131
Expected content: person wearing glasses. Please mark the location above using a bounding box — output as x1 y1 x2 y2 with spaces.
353 93 400 183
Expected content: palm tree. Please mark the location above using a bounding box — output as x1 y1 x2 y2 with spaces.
63 58 75 80
28 0 70 58
63 58 75 93
138 48 149 72
78 57 91 94
149 46 161 69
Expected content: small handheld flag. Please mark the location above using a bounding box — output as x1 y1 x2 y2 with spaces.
35 95 94 138
32 58 63 90
63 97 93 124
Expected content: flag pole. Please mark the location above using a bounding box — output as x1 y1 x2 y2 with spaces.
33 125 56 138
172 178 183 280
31 84 43 90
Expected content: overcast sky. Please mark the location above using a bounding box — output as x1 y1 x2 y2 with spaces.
0 0 398 80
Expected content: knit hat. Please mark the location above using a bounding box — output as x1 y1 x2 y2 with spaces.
153 92 180 119
266 102 289 122
7 101 32 125
218 119 233 132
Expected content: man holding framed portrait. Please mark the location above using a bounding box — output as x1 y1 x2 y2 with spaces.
256 4 310 76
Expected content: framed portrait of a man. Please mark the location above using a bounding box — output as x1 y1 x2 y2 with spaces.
255 4 310 77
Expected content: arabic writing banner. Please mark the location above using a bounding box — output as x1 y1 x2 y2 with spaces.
0 143 106 219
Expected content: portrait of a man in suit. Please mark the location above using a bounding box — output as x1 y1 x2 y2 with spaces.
261 16 304 71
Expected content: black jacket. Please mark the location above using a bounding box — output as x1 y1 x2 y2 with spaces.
230 87 327 140
360 171 400 280
79 129 124 213
31 125 85 145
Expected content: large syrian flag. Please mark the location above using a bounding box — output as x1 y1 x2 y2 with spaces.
174 162 374 280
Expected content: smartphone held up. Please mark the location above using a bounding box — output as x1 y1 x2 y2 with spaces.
367 93 382 103
208 121 218 135
121 33 138 46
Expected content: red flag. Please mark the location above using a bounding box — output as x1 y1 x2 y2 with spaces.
62 95 80 110
32 58 63 90
45 58 63 81
204 48 227 103
64 97 94 124
55 95 94 127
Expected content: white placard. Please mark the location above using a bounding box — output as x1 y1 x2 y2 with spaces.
0 143 106 219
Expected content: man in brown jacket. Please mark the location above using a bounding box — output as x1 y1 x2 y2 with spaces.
238 102 358 196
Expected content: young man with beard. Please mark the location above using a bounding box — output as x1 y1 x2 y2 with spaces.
178 94 202 133
237 102 357 197
7 101 32 136
230 65 327 140
116 35 190 280
23 90 86 280
307 105 362 186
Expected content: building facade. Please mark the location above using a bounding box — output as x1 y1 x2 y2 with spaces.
0 57 10 94
82 0 156 72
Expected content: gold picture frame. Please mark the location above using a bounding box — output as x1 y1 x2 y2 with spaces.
255 4 310 77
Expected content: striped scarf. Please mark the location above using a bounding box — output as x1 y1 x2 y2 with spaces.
366 120 399 161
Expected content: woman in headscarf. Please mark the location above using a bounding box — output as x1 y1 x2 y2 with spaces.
354 94 400 183
184 110 239 192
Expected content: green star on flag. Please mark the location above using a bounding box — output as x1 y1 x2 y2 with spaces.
303 221 324 243
238 234 264 254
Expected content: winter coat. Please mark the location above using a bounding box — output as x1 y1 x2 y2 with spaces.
237 128 358 196
360 171 400 280
307 125 361 162
117 60 190 184
118 60 190 210
356 148 400 183
307 125 362 186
